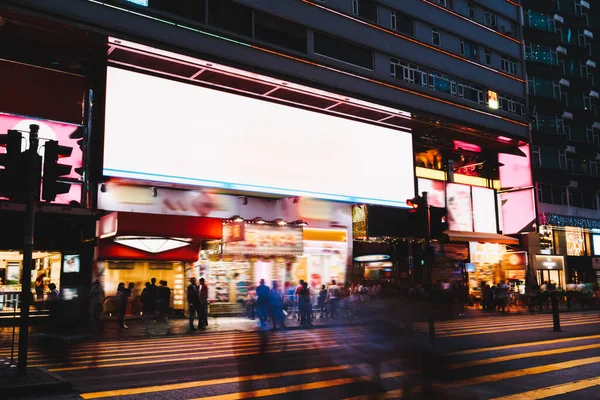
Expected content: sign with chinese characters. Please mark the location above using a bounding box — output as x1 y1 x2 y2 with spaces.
534 255 564 271
223 222 245 243
223 224 303 255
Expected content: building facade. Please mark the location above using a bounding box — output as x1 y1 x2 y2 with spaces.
522 0 600 285
0 0 535 316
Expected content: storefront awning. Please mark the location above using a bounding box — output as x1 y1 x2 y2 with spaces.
97 212 222 241
443 230 519 245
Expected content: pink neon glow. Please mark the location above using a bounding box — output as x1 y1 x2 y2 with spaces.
497 136 512 142
499 144 532 189
453 140 482 153
500 189 536 234
0 112 83 205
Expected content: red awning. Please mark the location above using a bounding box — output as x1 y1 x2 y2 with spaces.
97 212 222 241
97 241 200 261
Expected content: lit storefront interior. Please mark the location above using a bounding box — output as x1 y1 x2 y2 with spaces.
0 251 63 313
96 212 222 314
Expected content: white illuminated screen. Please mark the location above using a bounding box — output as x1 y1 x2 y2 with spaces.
103 67 415 207
472 186 497 233
593 235 600 256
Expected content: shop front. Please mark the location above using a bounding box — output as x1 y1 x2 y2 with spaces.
533 255 566 288
96 212 222 314
192 220 349 305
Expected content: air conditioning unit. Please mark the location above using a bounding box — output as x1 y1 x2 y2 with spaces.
568 180 578 188
560 78 571 87
563 111 574 120
554 14 564 24
556 46 568 55
581 0 590 10
584 30 594 39
566 145 576 153
591 90 599 99
587 60 597 68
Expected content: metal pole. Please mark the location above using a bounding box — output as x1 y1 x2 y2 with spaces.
17 125 40 376
423 192 435 344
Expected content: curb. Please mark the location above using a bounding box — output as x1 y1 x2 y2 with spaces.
1 367 74 399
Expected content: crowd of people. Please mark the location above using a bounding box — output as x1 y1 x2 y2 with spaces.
244 279 384 328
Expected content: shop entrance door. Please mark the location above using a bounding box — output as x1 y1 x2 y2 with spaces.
537 269 563 288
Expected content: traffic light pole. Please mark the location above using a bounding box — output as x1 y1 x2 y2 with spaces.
422 192 435 345
17 125 40 376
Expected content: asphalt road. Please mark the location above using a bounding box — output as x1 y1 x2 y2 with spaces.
2 310 600 399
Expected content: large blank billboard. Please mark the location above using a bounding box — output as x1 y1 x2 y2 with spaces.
103 67 415 207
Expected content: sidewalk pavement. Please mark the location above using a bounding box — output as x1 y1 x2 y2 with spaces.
0 359 75 399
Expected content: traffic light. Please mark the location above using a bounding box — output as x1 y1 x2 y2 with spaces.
42 140 73 202
0 130 25 198
406 196 424 213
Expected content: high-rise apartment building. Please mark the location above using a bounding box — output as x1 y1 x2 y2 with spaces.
523 0 600 284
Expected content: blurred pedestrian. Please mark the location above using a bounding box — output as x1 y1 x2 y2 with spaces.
141 282 153 321
326 280 341 319
89 280 105 331
187 277 200 330
116 282 130 329
298 281 311 326
256 279 270 328
158 280 171 321
35 273 46 301
149 277 159 320
198 278 209 329
318 284 327 318
269 281 284 330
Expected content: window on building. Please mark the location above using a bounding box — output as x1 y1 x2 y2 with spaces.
532 146 541 167
207 0 253 36
313 32 374 69
484 11 498 28
460 39 479 60
468 3 475 19
499 95 525 116
528 77 560 98
586 126 595 142
457 81 483 104
532 113 564 134
432 27 441 46
584 95 591 110
575 0 583 17
390 58 427 86
484 49 492 66
428 71 456 94
433 0 453 9
352 0 378 23
390 11 414 36
525 9 556 32
559 149 568 170
501 57 517 75
254 11 308 53
525 43 558 65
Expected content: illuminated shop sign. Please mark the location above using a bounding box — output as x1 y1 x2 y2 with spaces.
534 255 564 271
592 235 600 256
487 90 499 110
501 251 527 271
103 67 415 207
354 254 390 262
223 224 303 255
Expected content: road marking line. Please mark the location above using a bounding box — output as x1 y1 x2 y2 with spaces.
415 314 594 329
188 371 406 400
80 364 359 399
444 356 600 388
441 320 600 337
345 389 406 400
48 343 343 372
417 316 597 333
447 334 600 355
26 332 369 362
449 343 600 369
489 376 600 399
37 339 342 367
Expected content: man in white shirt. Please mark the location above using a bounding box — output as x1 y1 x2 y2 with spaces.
327 280 341 319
